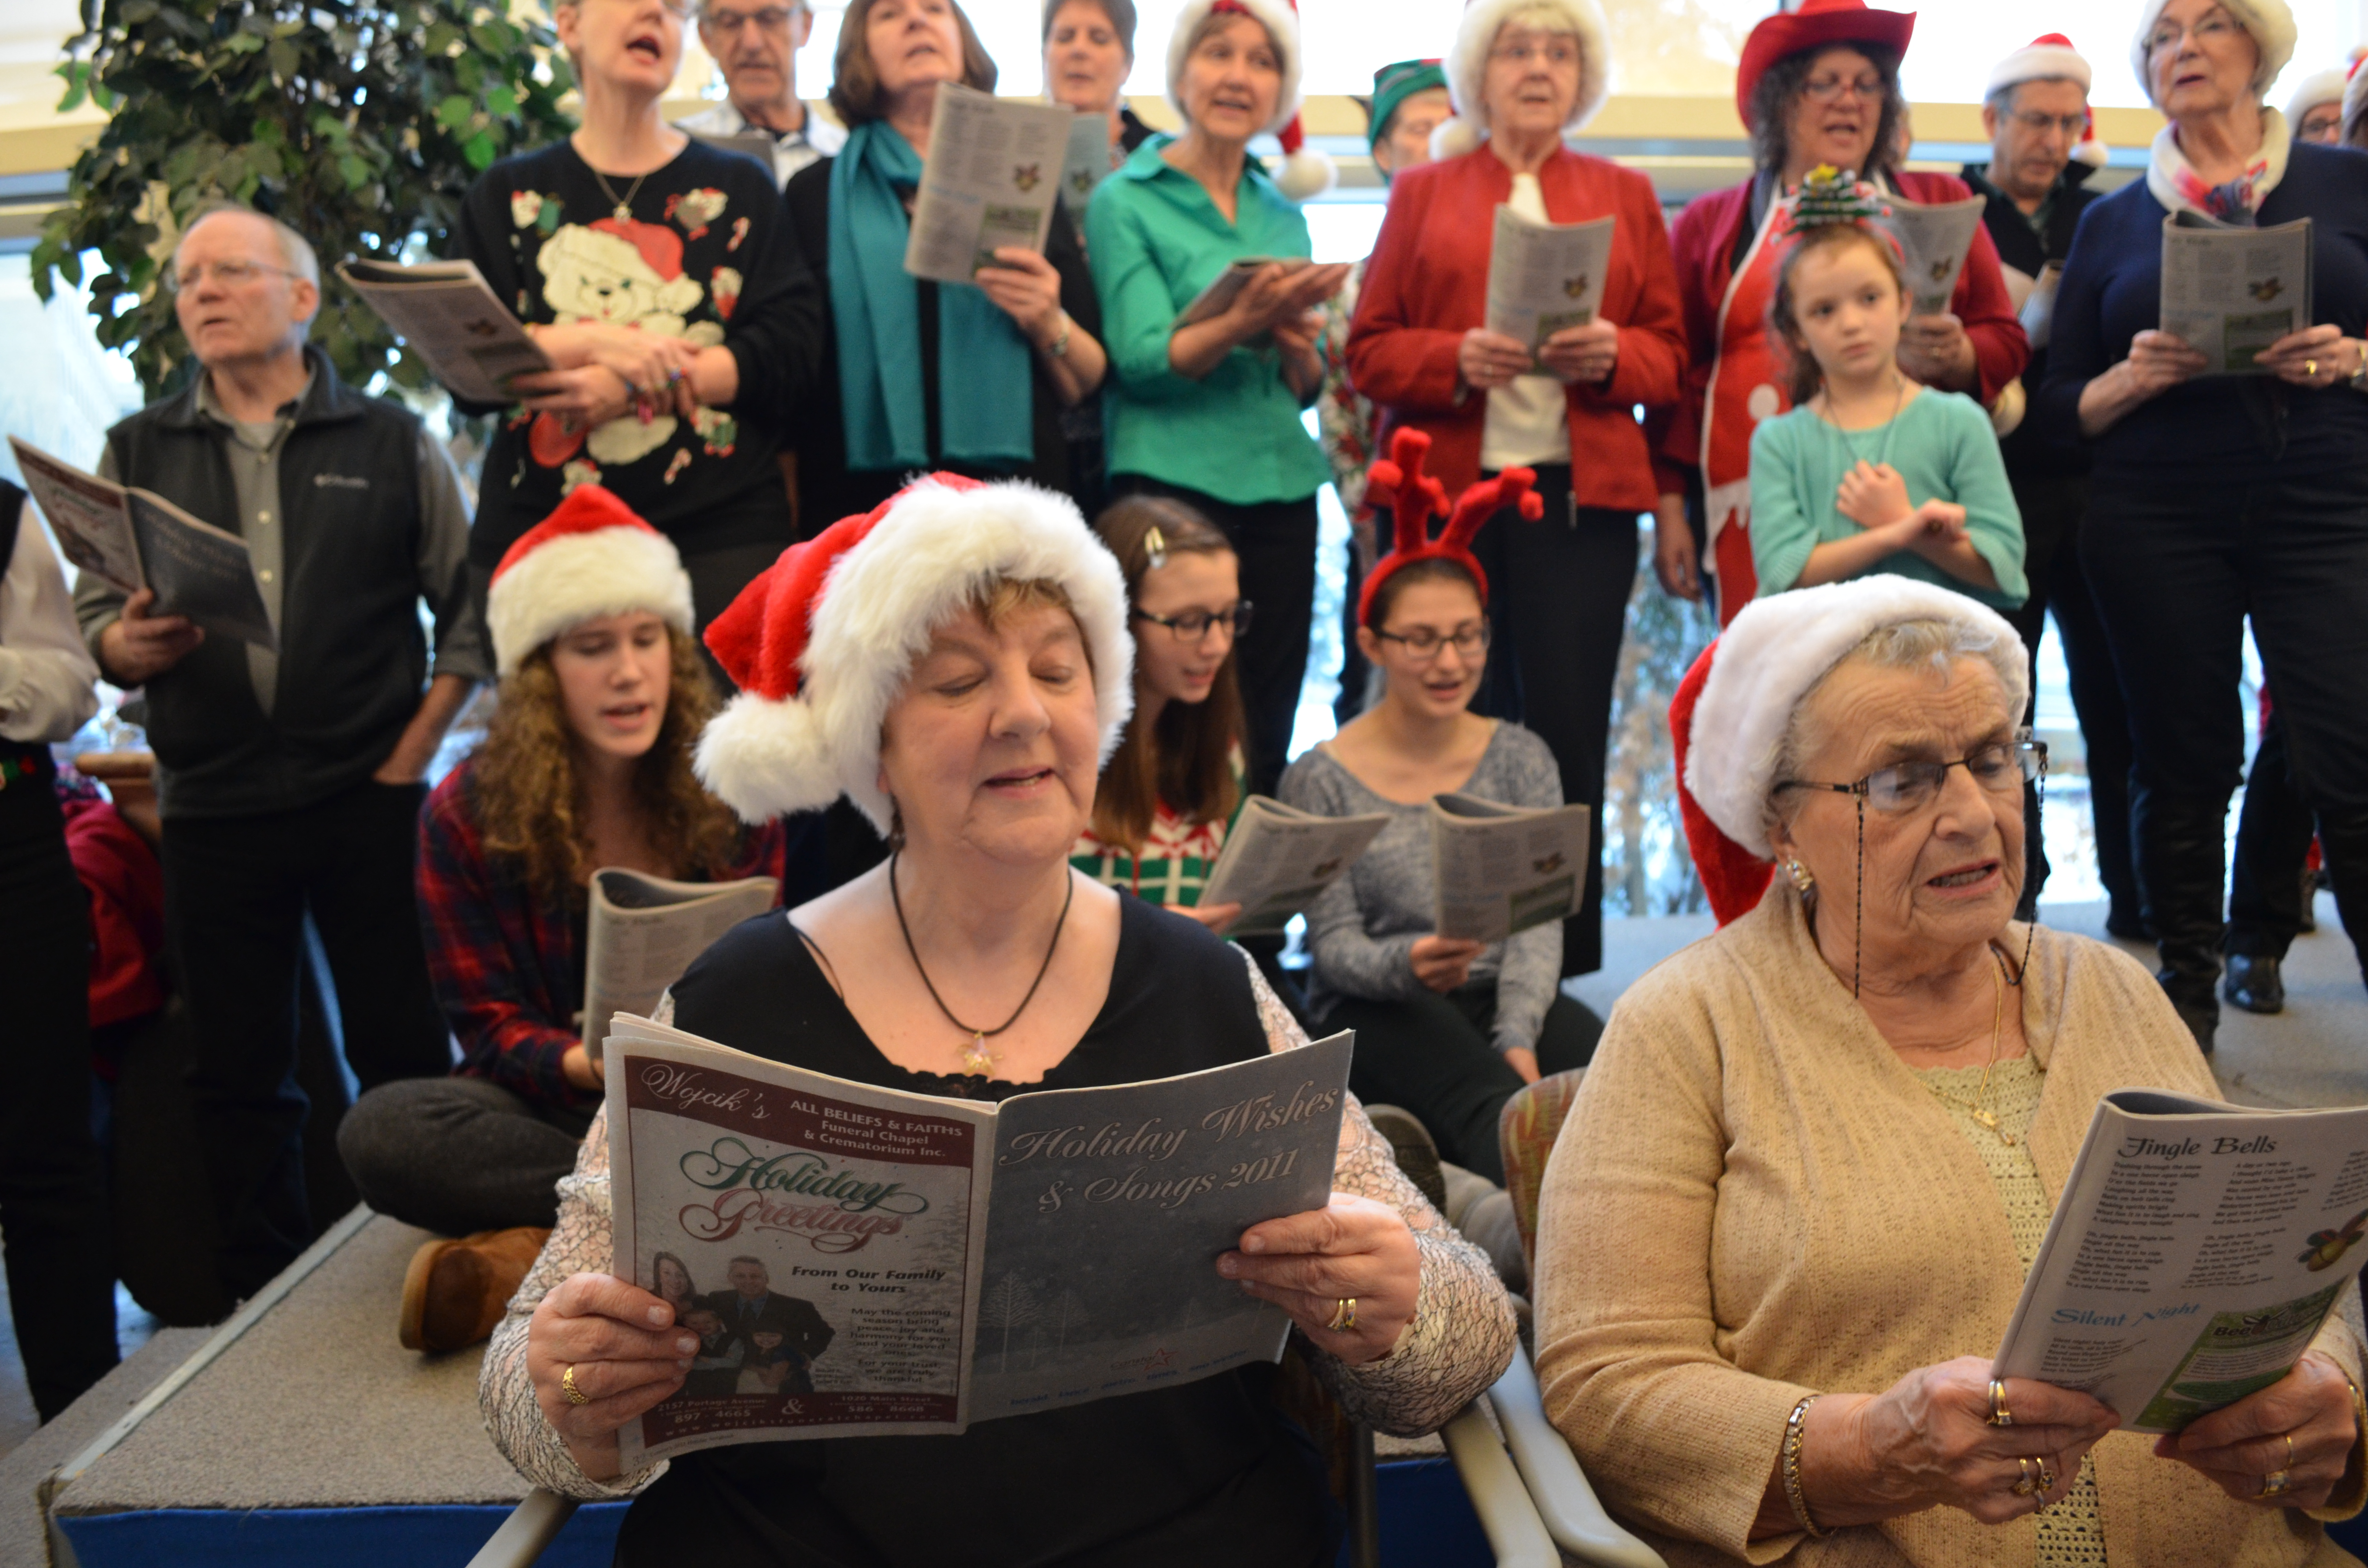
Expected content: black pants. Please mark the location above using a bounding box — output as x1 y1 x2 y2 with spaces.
682 540 792 692
1470 472 1637 977
2000 472 2141 925
1317 988 1598 1188
161 780 453 1298
1112 477 1320 800
2229 702 2320 959
339 1077 589 1235
2079 467 2368 1012
0 772 119 1418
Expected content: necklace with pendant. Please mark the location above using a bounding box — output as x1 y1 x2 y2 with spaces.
1923 946 2016 1143
1818 371 1906 473
590 165 651 223
889 851 1074 1077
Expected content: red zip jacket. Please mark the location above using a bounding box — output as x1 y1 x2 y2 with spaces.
1346 145 1687 510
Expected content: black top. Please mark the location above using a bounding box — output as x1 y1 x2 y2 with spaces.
1118 107 1158 154
2038 139 2368 483
631 895 1333 1568
783 155 1105 533
451 138 825 566
1964 161 2099 478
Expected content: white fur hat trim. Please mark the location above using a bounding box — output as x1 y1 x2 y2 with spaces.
2286 64 2350 122
1436 0 1613 159
2131 0 2295 100
1681 578 2030 858
486 525 693 676
694 479 1134 833
1166 0 1304 133
1987 37 2092 97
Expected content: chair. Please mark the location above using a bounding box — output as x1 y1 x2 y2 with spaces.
1498 1068 1588 1285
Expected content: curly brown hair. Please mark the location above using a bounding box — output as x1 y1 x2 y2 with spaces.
472 626 745 902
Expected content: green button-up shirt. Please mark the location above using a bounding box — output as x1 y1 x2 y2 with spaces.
1085 135 1332 506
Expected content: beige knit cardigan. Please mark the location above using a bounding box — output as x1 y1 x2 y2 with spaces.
1533 885 2368 1568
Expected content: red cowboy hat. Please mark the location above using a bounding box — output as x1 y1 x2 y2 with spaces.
1735 0 1916 129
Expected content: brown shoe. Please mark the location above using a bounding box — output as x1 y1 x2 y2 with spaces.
398 1227 552 1353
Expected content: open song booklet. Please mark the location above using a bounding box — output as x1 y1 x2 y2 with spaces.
2160 213 2315 376
581 870 780 1062
605 1015 1354 1467
1876 192 1987 317
904 84 1075 285
1993 1089 2368 1433
10 437 276 649
1175 256 1313 330
1431 793 1591 943
338 259 553 405
1196 796 1390 937
1485 208 1613 359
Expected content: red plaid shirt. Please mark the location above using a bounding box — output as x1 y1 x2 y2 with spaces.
418 758 787 1112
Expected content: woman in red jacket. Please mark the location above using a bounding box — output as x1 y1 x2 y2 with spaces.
1346 0 1684 979
1650 0 2029 622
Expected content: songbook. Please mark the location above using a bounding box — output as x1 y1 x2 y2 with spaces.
1484 207 1614 360
904 84 1076 285
1430 792 1591 943
582 869 782 1062
1879 192 1988 317
1196 795 1390 936
2159 213 2315 376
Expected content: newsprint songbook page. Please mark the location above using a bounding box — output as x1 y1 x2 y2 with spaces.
1196 796 1389 937
1879 193 1986 317
1430 793 1591 943
2159 214 2314 375
608 1017 1353 1468
1994 1089 2368 1432
338 259 553 404
904 84 1075 285
580 870 780 1060
1484 208 1613 357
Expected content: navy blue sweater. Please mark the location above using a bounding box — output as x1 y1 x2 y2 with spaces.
2037 140 2368 481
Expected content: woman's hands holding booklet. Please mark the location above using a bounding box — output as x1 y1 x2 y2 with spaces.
2153 1349 2359 1510
528 1273 691 1482
1219 1191 1419 1366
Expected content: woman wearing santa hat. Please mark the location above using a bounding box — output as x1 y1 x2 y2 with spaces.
2038 0 2368 1052
1088 0 1347 799
339 485 785 1355
1651 0 2027 625
1535 574 2367 1567
784 0 1110 529
2286 60 2354 142
475 473 1516 1563
1346 0 1685 983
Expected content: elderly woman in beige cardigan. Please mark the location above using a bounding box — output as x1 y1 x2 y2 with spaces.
1533 576 2368 1567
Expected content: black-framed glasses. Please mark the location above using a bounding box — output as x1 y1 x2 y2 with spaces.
1777 733 2047 816
1371 621 1491 662
1133 601 1252 642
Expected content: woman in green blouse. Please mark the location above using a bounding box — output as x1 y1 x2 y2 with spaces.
1085 0 1346 797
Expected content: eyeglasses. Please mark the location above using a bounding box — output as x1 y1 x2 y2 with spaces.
1489 37 1580 69
1133 601 1253 642
1777 734 2047 815
2146 12 2236 56
1800 73 1885 104
167 258 300 293
2009 110 2088 138
1371 622 1491 662
702 5 797 32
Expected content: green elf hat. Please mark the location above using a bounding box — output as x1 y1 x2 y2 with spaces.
1369 58 1448 157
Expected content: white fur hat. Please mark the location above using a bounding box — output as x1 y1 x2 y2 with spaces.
694 476 1134 832
1433 0 1614 161
1165 0 1334 199
1987 32 2091 97
2285 63 2350 124
2130 0 2295 102
1680 577 2029 860
486 484 694 676
2346 55 2368 139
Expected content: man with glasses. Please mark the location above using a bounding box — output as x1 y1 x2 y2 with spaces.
74 204 487 1302
1961 35 2139 937
675 0 844 189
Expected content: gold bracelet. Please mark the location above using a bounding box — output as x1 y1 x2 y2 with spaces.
1783 1394 1829 1538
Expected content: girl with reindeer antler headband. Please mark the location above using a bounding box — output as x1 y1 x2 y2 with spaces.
1278 429 1601 1215
1745 167 2030 612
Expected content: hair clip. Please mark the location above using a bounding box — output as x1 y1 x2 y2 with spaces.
1143 525 1168 570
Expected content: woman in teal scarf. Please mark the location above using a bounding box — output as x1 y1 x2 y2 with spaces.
784 0 1108 528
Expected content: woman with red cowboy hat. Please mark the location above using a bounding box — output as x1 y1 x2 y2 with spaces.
1649 0 2028 625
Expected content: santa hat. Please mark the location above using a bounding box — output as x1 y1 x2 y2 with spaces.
1736 0 1915 130
2345 53 2368 140
1432 0 1614 162
1166 0 1334 200
1671 577 2029 927
694 476 1133 832
2131 0 2294 102
486 485 693 676
1355 428 1541 625
2285 63 2351 124
1988 33 2109 167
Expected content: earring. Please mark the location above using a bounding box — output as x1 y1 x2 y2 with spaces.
1785 859 1815 894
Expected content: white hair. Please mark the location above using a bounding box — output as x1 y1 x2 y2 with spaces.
175 203 321 289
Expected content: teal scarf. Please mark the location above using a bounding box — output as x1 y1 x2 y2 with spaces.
827 121 1036 473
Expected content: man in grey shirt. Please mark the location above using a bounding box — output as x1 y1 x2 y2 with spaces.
675 0 845 190
76 205 488 1299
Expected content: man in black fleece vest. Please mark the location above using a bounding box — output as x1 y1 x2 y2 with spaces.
74 206 490 1300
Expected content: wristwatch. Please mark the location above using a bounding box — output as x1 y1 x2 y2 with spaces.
2349 340 2367 392
1046 313 1073 360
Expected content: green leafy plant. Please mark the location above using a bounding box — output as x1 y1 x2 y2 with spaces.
35 0 578 400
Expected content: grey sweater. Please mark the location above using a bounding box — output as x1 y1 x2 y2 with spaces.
1279 723 1564 1054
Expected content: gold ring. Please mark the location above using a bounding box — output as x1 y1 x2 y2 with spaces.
561 1364 591 1407
2306 359 2319 378
2036 1460 2059 1494
1988 1378 2014 1427
2011 1457 2040 1496
2262 1468 2294 1499
1327 1297 1357 1333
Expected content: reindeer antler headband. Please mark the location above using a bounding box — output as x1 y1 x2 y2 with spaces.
1356 428 1544 625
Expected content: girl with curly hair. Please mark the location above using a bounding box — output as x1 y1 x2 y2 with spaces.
340 486 785 1354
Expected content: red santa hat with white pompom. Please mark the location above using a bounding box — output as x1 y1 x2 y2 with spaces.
1165 0 1335 200
485 484 694 675
1987 33 2109 168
